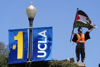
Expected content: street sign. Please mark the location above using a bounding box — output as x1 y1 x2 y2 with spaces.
8 28 28 64
32 27 53 62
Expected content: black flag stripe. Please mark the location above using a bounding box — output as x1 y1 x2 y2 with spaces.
78 10 88 17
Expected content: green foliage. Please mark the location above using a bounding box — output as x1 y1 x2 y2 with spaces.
0 42 8 57
0 55 8 67
0 42 8 67
49 59 78 67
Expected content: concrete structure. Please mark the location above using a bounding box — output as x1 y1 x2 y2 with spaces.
62 58 86 67
76 62 86 67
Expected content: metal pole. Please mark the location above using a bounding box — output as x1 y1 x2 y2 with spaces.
28 18 34 67
70 8 79 42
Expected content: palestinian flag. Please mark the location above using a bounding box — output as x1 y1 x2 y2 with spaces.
74 10 96 29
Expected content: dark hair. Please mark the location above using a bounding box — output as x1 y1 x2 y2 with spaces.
78 27 83 33
78 27 82 31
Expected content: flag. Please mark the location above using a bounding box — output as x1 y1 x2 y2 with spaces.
74 10 96 29
8 28 28 64
32 27 53 62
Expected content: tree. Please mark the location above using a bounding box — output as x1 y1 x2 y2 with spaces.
0 42 9 67
0 42 8 57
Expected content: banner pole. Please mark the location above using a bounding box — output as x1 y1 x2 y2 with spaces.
70 8 79 42
28 18 34 67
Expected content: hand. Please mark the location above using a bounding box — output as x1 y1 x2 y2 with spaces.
93 26 95 28
93 26 97 29
72 31 74 34
72 31 75 35
88 26 96 32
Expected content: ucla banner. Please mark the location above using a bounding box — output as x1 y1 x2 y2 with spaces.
32 27 53 62
8 28 28 64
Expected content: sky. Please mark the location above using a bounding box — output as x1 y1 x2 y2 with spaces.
0 0 100 67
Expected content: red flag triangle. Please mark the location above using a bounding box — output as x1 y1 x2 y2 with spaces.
76 14 80 21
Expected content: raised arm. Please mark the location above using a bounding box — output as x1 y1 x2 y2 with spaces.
88 26 96 33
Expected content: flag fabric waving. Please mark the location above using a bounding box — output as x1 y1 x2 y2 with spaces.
74 10 96 29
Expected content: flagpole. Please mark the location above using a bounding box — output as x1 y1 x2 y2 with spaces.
70 8 79 42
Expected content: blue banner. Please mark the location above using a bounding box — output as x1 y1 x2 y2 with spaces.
32 27 53 62
8 28 28 64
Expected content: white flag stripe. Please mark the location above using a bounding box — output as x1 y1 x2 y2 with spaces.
77 15 87 24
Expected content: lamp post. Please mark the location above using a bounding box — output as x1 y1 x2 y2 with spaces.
26 2 37 67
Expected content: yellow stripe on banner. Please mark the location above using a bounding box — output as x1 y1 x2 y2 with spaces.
14 31 23 59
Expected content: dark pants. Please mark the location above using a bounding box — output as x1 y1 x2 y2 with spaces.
76 42 85 62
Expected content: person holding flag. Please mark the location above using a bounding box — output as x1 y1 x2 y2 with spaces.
71 9 97 63
72 26 95 63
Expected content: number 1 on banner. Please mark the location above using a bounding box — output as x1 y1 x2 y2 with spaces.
14 31 23 59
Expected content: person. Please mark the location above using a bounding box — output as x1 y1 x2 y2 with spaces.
72 26 95 63
99 63 100 67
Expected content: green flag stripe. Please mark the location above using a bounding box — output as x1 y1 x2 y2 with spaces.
74 21 93 29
